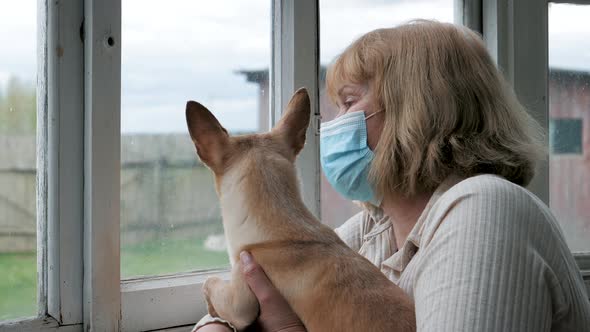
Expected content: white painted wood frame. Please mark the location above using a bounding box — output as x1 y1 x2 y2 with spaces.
120 270 230 332
83 0 122 330
0 318 81 332
271 0 321 219
47 0 85 325
37 0 49 321
0 0 85 330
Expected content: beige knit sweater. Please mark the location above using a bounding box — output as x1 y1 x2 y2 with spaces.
336 174 590 331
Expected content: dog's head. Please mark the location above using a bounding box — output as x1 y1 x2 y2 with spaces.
186 88 311 199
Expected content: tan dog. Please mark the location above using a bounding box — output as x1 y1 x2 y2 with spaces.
186 88 415 332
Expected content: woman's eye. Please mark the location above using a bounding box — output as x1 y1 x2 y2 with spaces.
343 98 356 109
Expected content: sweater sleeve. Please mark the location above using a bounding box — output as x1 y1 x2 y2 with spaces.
192 314 237 332
413 186 557 332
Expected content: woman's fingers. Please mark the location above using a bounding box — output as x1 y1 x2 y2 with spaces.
239 251 276 305
239 251 307 332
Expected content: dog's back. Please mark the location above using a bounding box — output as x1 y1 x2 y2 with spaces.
245 223 415 332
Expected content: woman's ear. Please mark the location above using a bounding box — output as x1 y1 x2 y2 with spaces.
273 88 311 156
185 101 229 170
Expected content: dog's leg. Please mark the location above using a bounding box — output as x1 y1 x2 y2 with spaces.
203 263 259 331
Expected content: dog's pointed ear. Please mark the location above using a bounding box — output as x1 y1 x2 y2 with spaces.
273 88 311 157
186 101 229 170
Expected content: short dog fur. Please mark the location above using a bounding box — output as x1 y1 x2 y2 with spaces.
186 88 416 332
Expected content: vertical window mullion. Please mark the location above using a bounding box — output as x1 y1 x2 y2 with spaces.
271 0 321 218
482 0 549 203
36 0 49 318
46 0 85 324
83 0 122 329
455 0 483 33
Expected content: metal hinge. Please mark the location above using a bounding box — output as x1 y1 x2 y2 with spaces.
315 114 321 136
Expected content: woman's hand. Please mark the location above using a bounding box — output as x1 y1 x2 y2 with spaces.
240 251 306 332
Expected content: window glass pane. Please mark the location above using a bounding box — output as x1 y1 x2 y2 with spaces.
550 118 583 155
0 2 38 320
121 0 270 278
319 0 454 228
548 3 590 252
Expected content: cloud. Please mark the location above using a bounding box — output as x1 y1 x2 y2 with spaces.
548 3 590 70
119 0 270 133
122 96 258 134
320 0 453 63
119 0 455 133
0 2 37 83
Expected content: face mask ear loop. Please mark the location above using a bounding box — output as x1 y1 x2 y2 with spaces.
364 110 384 121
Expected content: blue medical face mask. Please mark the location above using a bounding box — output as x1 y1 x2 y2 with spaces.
320 110 382 206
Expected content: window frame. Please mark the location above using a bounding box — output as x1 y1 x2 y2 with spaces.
482 0 550 204
480 0 590 287
47 0 85 325
1 0 85 330
1 0 588 331
120 0 320 330
82 0 122 330
544 0 590 286
271 0 321 219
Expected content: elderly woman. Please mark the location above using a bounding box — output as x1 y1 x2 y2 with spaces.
196 20 590 331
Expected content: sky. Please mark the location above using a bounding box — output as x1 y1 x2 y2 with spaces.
0 1 589 133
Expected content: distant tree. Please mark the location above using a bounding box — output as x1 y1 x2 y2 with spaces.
0 77 36 135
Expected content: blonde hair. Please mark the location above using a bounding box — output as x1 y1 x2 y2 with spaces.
326 20 545 198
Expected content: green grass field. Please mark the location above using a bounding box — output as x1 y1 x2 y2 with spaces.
121 236 229 278
0 236 229 321
0 253 37 321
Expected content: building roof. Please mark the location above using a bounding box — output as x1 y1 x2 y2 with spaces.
237 66 328 84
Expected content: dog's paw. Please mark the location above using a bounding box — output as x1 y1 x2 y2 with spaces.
203 276 223 295
203 277 222 317
206 300 219 318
